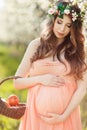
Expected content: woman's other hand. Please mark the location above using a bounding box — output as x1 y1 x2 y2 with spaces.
39 74 65 87
38 112 66 124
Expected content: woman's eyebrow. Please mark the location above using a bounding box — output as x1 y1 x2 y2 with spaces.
57 17 72 24
57 18 63 22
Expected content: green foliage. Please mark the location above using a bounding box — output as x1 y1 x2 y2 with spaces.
0 116 20 130
0 43 27 130
0 43 23 77
81 94 87 129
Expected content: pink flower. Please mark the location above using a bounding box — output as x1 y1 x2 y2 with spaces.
48 8 55 15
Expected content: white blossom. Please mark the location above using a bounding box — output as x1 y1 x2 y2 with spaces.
64 9 70 14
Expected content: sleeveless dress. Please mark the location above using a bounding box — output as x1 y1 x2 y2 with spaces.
19 57 82 130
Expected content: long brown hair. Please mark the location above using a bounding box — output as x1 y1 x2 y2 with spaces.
31 1 87 79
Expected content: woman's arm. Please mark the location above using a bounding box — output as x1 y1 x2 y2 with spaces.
62 45 87 118
14 38 41 89
61 71 87 119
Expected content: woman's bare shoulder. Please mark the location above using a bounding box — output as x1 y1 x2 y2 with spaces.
26 38 40 58
29 37 41 48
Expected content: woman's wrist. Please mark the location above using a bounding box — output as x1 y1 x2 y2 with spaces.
30 75 43 85
61 112 69 120
14 75 42 89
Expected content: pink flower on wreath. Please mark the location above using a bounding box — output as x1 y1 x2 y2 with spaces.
48 8 55 15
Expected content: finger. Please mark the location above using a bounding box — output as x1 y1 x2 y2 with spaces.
56 76 65 82
38 114 46 117
40 115 54 120
46 112 56 117
49 84 63 88
56 81 65 84
52 83 64 87
47 112 59 117
56 80 65 83
56 83 65 86
41 116 56 124
40 116 51 122
54 79 65 84
40 115 57 125
38 112 51 118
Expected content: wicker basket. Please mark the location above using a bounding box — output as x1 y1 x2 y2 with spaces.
0 76 26 119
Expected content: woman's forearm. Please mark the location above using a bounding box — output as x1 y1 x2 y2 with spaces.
62 84 86 118
62 74 87 119
14 75 42 90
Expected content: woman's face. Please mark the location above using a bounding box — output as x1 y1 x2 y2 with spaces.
53 15 72 40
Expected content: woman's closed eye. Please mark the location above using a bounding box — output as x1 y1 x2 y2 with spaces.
67 24 72 28
57 20 62 24
57 20 72 28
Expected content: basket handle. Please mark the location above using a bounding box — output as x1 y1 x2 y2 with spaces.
0 76 22 85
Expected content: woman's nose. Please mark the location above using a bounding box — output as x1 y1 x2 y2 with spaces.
60 25 65 32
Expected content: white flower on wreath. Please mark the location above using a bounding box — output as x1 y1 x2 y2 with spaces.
72 12 78 21
72 17 77 21
64 9 70 15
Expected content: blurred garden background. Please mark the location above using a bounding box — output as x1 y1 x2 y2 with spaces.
0 0 87 130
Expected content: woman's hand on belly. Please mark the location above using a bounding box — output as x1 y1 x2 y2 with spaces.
38 112 66 125
38 74 65 87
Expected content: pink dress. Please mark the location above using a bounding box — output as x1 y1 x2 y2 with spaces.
19 58 82 130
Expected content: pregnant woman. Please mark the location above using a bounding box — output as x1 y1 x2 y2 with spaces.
14 1 87 130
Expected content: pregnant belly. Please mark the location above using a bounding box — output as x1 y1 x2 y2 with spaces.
35 85 74 115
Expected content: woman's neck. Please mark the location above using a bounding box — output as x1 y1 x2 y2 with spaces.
57 38 64 45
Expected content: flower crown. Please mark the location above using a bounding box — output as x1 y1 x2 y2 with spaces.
48 1 85 22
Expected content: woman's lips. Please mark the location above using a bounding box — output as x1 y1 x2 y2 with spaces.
57 31 64 36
